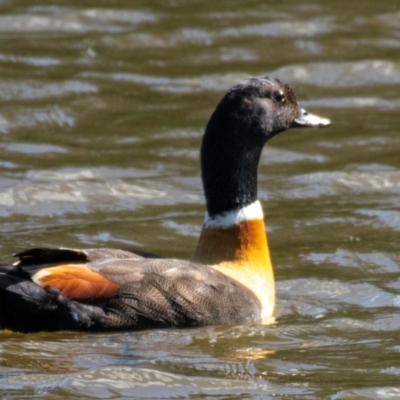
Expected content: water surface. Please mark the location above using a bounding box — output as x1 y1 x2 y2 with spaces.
1 1 400 399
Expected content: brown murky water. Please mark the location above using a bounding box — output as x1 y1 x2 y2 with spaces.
1 1 400 398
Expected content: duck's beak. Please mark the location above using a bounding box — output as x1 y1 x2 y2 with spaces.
291 108 331 128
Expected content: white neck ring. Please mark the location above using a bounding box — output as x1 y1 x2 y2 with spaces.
204 200 264 229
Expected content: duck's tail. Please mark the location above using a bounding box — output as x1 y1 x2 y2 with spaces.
0 272 106 333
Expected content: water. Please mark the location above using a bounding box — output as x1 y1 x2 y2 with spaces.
1 1 400 398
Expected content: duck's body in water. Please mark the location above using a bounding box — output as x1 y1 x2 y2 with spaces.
0 77 330 333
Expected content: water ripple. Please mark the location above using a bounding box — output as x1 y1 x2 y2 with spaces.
285 170 400 199
221 18 333 38
272 60 400 87
0 9 156 33
0 80 97 100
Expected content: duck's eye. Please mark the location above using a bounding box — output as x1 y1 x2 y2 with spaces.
273 91 285 102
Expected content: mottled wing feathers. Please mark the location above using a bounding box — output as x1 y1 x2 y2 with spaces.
97 259 262 330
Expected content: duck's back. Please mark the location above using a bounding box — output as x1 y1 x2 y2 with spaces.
0 248 261 332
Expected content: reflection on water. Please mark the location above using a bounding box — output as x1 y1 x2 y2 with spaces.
0 1 400 399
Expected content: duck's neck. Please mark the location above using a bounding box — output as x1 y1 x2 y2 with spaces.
191 111 275 318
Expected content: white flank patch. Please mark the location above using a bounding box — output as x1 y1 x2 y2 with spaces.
31 268 51 285
204 200 264 228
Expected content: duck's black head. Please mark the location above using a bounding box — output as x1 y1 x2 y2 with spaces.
201 76 330 217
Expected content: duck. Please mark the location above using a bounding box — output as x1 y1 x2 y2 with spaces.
0 76 330 333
